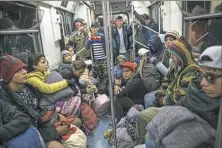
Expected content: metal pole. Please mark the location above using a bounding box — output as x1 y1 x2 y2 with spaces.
134 21 160 35
134 40 150 49
102 1 117 148
107 1 114 83
131 4 136 60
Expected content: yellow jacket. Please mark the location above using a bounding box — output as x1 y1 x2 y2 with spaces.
27 71 68 94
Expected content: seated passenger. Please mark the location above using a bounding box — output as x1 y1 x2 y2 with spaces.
65 44 77 62
58 50 73 80
148 35 164 61
144 46 222 147
72 59 97 94
162 30 180 68
144 38 200 108
137 47 221 146
114 61 148 121
26 54 75 94
0 100 34 147
0 55 65 147
113 55 127 78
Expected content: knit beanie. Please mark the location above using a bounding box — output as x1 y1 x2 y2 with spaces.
0 55 26 83
167 39 193 68
117 55 127 61
165 30 180 41
61 50 71 61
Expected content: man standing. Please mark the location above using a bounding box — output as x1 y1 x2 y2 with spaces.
87 21 107 80
112 16 132 61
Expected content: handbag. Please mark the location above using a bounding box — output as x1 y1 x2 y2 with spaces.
62 125 87 148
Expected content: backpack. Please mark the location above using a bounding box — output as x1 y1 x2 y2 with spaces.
55 94 81 117
92 94 110 116
80 103 98 131
7 127 45 148
139 54 161 92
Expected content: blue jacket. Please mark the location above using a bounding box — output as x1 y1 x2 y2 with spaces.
112 25 132 54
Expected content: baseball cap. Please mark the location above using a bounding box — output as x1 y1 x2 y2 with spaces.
120 61 136 71
198 46 222 69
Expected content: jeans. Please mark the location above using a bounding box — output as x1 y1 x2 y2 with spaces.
144 91 157 109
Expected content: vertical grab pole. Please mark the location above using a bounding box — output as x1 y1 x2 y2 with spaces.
107 1 114 82
102 1 117 148
131 4 136 60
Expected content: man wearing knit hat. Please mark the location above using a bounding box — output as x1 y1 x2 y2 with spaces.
135 38 201 144
112 61 148 123
0 55 69 147
162 30 180 68
136 45 222 147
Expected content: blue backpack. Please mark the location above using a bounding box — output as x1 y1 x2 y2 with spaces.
7 127 45 148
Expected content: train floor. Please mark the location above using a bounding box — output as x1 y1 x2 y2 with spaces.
87 113 112 148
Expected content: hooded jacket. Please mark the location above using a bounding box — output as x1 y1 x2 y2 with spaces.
148 35 164 61
0 82 60 142
157 39 200 105
0 100 31 146
177 78 220 129
27 71 68 94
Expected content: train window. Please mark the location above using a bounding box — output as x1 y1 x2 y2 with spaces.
184 2 222 53
60 12 74 36
0 33 42 57
0 1 43 56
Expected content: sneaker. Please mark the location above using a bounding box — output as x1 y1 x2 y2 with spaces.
104 129 112 139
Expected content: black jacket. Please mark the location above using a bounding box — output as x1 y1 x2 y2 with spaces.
177 78 220 129
0 81 59 142
0 100 31 146
117 73 148 105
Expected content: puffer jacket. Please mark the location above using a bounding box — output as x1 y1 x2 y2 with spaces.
0 81 60 142
0 100 31 146
27 71 68 94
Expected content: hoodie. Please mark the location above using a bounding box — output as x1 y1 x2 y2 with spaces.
157 39 200 105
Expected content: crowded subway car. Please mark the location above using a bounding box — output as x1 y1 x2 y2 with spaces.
0 1 222 148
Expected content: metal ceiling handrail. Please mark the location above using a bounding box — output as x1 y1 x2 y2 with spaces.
0 29 39 35
133 21 160 34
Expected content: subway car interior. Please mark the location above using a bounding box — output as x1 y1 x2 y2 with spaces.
0 1 222 148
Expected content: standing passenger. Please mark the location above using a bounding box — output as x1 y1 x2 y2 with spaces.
112 16 132 61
